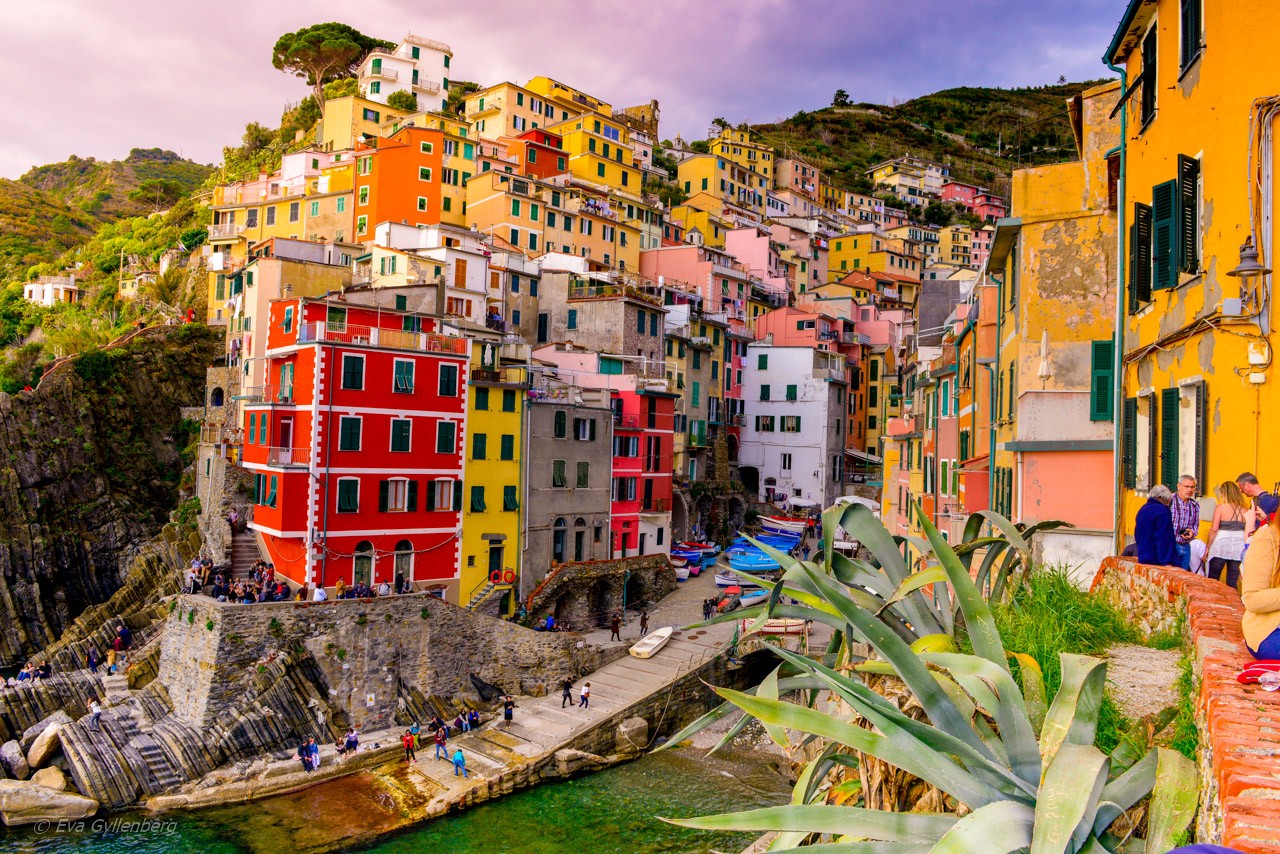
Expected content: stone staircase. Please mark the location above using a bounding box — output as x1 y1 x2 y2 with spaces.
229 527 260 581
100 673 130 706
465 581 496 610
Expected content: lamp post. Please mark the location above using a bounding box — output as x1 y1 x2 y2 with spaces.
1227 236 1272 322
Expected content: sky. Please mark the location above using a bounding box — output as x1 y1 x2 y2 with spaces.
0 0 1124 179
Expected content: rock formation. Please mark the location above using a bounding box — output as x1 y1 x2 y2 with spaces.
0 778 97 826
0 325 217 666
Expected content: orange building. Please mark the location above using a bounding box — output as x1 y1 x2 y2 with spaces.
352 126 446 241
507 129 568 180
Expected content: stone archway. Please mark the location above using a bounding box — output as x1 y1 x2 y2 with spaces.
671 492 691 542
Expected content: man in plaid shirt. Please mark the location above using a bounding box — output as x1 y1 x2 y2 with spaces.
1170 475 1200 570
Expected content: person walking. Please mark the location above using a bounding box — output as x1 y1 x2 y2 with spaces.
402 729 417 764
579 682 590 709
639 611 650 636
452 748 469 778
503 695 516 729
1170 475 1201 570
609 612 622 641
1133 485 1178 567
561 677 573 708
433 726 447 760
801 543 812 561
409 721 421 749
110 634 124 674
88 698 103 732
702 598 713 621
1206 481 1255 590
86 645 100 674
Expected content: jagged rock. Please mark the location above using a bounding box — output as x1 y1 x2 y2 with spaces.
554 748 608 777
26 723 62 769
615 716 649 755
21 711 71 752
0 741 29 780
31 767 67 791
0 778 97 826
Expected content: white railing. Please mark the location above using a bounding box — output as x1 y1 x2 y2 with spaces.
267 446 311 466
296 322 470 355
413 78 440 94
209 223 245 239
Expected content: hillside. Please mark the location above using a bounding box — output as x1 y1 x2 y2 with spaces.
750 80 1111 198
0 148 212 280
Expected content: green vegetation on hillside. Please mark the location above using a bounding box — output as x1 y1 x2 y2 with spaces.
752 81 1109 197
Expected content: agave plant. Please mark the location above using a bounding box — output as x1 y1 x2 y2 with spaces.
662 505 1196 852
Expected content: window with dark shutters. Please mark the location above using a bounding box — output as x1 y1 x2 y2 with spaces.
1190 381 1208 489
1160 387 1181 490
1152 180 1179 290
1178 155 1200 274
1180 0 1202 70
1141 26 1157 126
1090 339 1115 421
1122 398 1138 488
1130 202 1153 311
1146 395 1160 490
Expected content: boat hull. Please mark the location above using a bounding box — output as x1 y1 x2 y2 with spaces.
629 626 674 659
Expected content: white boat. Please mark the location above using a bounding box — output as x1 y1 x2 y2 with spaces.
629 626 674 659
761 516 809 536
748 617 807 635
716 571 761 588
674 566 691 581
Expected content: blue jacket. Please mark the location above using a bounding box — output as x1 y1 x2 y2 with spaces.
1134 498 1177 566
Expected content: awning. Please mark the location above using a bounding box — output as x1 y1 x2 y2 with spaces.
844 449 882 464
958 454 990 473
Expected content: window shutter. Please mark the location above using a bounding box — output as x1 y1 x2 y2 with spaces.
1146 396 1160 490
453 481 463 511
407 480 418 512
1160 387 1181 489
1122 397 1138 489
379 480 389 512
1180 0 1201 68
1089 339 1115 421
1191 380 1208 489
425 480 436 511
1130 202 1153 310
589 419 597 441
1178 155 1200 273
1152 180 1179 290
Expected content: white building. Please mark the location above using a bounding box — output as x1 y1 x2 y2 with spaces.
357 34 453 113
23 276 79 307
368 222 493 326
741 343 847 511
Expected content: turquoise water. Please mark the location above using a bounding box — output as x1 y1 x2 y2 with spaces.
4 746 792 854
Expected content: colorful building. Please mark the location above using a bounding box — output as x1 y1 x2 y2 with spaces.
356 33 452 113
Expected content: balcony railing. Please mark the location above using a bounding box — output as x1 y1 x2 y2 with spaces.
642 498 670 512
613 413 640 428
237 385 297 405
296 322 469 354
369 66 400 81
413 78 441 94
209 223 245 239
266 446 312 467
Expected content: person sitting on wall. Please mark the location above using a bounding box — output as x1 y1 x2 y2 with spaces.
1242 511 1280 658
1133 484 1179 567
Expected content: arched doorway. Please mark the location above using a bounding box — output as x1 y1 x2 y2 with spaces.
394 540 413 587
210 387 224 407
740 465 760 497
353 540 374 586
726 434 739 462
552 518 567 564
573 518 587 562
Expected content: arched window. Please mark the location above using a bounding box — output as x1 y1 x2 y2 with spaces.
552 518 566 563
574 517 586 527
353 540 374 585
210 387 224 407
394 540 413 586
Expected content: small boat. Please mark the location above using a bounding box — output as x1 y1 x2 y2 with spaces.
629 626 674 659
733 534 801 550
677 541 719 554
761 516 809 536
744 617 807 635
739 588 769 607
728 548 781 572
686 560 702 577
674 565 691 582
716 571 760 588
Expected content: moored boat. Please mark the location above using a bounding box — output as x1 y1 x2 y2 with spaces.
716 570 761 588
629 626 674 659
760 516 809 536
743 617 807 635
674 565 690 581
739 588 769 607
727 548 781 572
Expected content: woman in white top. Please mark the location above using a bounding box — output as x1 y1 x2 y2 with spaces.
1206 480 1255 590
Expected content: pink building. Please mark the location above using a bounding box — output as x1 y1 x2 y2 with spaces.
941 181 1007 224
639 244 753 328
973 192 1008 223
723 225 792 296
971 226 994 270
940 180 980 208
773 158 821 199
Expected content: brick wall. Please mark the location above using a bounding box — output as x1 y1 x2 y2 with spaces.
1092 557 1280 851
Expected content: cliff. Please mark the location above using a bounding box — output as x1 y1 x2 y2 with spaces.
0 324 218 667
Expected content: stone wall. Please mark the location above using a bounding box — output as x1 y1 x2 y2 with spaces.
1092 557 1280 852
524 554 677 630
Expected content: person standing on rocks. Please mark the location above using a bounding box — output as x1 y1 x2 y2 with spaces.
86 645 100 674
503 695 516 729
402 729 417 764
452 748 469 778
579 682 590 709
561 677 573 708
610 612 622 641
434 726 448 760
88 697 103 732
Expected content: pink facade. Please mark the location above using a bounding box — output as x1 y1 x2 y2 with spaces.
723 227 790 295
941 181 1007 224
940 181 980 207
639 245 752 325
973 193 1008 222
1021 452 1115 529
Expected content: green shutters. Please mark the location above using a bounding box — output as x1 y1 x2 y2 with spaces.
757 353 768 370
1152 180 1179 290
436 420 455 453
1178 154 1200 274
1089 338 1115 421
500 434 514 460
248 413 257 445
472 432 487 459
1180 0 1202 69
425 480 437 511
470 486 485 512
1160 387 1180 490
760 384 770 401
785 384 797 401
407 480 417 512
453 480 463 512
341 355 364 390
567 309 577 329
282 306 293 334
378 480 389 512
438 364 459 396
503 485 519 511
475 387 489 410
554 410 567 438
576 461 590 488
691 381 700 408
552 459 567 487
1122 397 1138 489
1140 26 1157 126
393 360 414 393
1129 202 1152 311
502 389 516 412
391 419 411 452
337 479 359 512
338 417 361 450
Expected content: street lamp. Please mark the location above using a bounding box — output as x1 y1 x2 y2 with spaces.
1227 235 1271 313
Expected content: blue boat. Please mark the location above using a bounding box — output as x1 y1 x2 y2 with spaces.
739 588 769 607
732 534 800 551
727 547 781 572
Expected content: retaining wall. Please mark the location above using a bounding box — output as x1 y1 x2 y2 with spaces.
1092 556 1280 852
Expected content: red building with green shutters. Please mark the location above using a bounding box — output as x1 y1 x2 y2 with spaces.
240 295 469 596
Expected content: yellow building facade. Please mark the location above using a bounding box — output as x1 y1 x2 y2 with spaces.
1109 1 1280 540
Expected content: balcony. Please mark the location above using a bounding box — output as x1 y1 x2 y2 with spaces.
266 446 311 467
237 385 297 405
412 77 440 94
368 66 400 81
209 223 245 240
642 498 671 513
613 413 640 428
688 428 709 448
818 330 838 341
296 322 469 355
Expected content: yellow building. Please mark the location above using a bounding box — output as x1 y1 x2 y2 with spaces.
319 95 410 151
1109 1 1280 542
677 151 767 220
829 231 923 280
938 225 973 267
460 340 529 616
548 113 642 195
669 197 734 248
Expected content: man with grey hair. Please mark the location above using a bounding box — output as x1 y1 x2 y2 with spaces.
1134 484 1178 566
1170 475 1200 570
